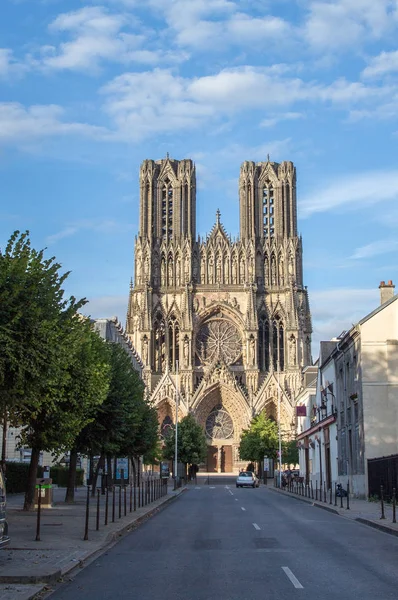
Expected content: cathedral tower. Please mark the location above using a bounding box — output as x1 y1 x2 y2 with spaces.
127 156 312 473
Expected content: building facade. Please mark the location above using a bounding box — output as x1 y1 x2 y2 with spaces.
126 156 312 472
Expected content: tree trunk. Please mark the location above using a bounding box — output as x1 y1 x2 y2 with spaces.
65 448 78 503
91 453 105 496
1 409 7 471
106 455 112 489
23 446 40 511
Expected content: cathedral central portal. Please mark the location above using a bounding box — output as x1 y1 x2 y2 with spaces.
126 156 312 473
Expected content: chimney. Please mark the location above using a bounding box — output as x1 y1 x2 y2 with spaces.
379 280 395 305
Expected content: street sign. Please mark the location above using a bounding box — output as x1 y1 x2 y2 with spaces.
160 462 170 479
263 457 270 472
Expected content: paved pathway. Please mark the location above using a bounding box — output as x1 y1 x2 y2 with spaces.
0 481 182 600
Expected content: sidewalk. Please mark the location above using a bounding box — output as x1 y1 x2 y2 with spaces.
269 482 398 536
0 481 185 600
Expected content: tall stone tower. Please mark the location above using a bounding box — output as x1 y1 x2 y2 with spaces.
127 156 312 472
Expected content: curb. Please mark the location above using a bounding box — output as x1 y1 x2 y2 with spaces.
1 488 186 586
355 517 398 538
268 486 339 514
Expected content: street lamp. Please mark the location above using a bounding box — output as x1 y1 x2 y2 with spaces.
174 361 179 490
277 360 282 488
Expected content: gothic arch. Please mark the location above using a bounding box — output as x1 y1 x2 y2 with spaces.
193 383 251 444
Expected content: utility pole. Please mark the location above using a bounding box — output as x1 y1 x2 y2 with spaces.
174 361 179 490
277 360 282 488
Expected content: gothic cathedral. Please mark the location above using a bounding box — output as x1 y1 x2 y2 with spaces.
126 156 312 472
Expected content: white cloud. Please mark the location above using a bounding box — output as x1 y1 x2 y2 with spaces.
311 287 379 357
46 219 134 244
362 50 398 79
260 112 304 128
0 102 107 145
0 48 26 78
350 239 398 260
300 169 398 217
304 0 398 52
81 295 128 320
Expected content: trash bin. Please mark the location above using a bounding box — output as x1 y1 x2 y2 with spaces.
35 478 53 509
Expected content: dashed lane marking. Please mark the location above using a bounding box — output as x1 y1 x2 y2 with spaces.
228 489 234 496
282 567 304 589
252 523 261 530
241 507 246 511
209 486 215 489
235 498 238 501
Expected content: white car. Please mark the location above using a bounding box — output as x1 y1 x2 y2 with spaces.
236 471 259 488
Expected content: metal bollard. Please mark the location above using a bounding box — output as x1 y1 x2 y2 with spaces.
311 480 314 499
334 482 337 507
105 487 109 526
96 489 100 531
330 486 332 505
118 485 122 518
380 485 386 519
129 483 133 513
134 480 137 511
84 485 90 541
112 486 116 523
35 483 42 542
392 488 396 524
124 485 127 516
340 485 343 509
346 480 350 510
324 484 327 503
315 481 318 501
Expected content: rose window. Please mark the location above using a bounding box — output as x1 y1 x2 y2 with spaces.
196 319 242 365
205 405 234 439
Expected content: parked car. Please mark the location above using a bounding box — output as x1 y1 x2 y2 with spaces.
0 469 10 548
236 471 260 488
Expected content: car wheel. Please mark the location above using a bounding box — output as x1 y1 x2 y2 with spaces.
252 483 255 488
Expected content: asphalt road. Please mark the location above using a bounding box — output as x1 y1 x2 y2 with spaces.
49 482 398 600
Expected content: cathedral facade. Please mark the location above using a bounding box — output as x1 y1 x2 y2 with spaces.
126 156 312 472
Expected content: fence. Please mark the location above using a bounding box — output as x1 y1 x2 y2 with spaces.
368 454 398 501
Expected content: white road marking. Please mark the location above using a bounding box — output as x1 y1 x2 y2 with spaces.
252 523 261 530
235 498 238 501
209 486 215 489
225 485 230 489
228 490 234 496
282 567 304 589
241 507 246 511
195 487 201 489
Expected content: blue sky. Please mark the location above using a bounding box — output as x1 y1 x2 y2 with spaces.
1 0 398 358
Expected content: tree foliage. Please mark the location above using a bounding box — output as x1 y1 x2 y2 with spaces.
239 413 279 463
163 413 207 467
282 439 299 467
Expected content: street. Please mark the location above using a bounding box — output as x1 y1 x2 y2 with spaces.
48 481 398 600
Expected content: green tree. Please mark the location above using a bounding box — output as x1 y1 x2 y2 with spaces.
63 322 111 502
239 413 279 464
282 439 299 467
0 231 90 510
163 413 207 475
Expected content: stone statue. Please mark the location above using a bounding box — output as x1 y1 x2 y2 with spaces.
161 260 166 286
271 257 276 286
216 256 222 282
250 336 255 366
142 336 148 363
289 336 296 366
183 337 189 366
232 259 237 284
168 261 173 285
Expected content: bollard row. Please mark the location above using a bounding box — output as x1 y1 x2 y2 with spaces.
82 477 168 541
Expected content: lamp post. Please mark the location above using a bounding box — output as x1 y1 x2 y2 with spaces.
277 360 282 488
174 361 179 490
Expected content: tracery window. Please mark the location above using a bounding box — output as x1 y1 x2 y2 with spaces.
168 315 180 371
263 182 274 238
258 315 270 372
161 178 173 239
272 315 284 371
205 405 234 439
161 416 173 440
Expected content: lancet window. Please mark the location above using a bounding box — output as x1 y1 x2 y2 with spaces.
272 316 284 371
168 315 180 371
153 313 166 373
258 315 270 372
262 182 274 238
161 178 173 239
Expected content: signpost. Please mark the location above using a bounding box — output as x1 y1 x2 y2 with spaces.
263 456 269 485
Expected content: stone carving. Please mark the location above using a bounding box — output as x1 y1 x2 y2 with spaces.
289 336 296 366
